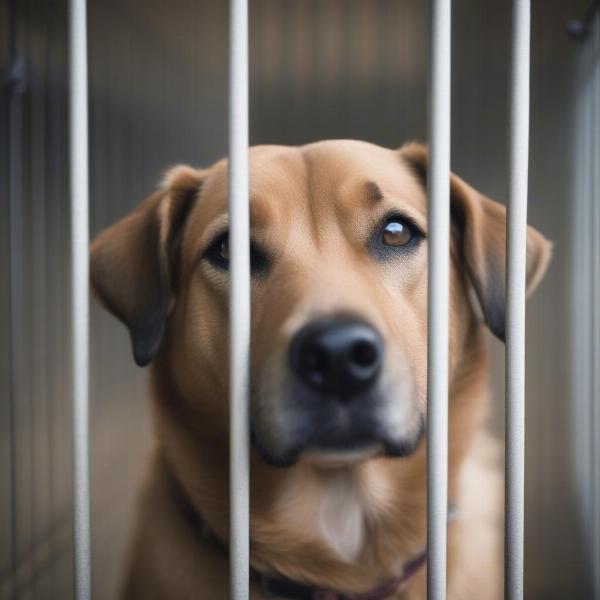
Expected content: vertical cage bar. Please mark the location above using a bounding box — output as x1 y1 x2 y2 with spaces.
69 0 91 599
505 1 530 599
593 15 600 599
427 0 451 598
228 0 250 598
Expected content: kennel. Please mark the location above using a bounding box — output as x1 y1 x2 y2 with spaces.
1 0 599 599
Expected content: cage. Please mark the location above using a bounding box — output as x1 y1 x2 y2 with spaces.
1 1 599 599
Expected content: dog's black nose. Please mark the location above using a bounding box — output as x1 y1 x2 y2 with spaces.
290 317 383 397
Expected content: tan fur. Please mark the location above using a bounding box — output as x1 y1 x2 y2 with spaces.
90 140 551 599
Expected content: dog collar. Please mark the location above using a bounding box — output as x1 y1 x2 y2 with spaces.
252 551 427 600
172 471 454 600
194 510 431 600
252 506 457 599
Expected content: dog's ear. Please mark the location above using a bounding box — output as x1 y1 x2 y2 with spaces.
90 166 204 366
399 142 551 342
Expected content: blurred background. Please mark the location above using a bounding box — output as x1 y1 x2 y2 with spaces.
1 0 599 598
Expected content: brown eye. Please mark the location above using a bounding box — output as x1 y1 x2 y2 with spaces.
382 220 412 246
220 238 230 260
204 231 270 273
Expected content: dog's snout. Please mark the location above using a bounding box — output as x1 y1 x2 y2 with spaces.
290 317 383 397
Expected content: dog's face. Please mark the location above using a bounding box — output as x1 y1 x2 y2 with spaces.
186 142 431 467
91 140 550 468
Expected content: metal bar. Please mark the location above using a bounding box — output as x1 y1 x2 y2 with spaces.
228 0 250 598
6 55 25 600
69 0 91 599
505 1 530 599
590 11 600 599
427 0 451 598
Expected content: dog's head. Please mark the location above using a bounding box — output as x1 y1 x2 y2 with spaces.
91 140 551 468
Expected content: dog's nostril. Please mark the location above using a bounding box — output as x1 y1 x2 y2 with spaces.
350 340 378 368
289 317 383 397
301 343 329 384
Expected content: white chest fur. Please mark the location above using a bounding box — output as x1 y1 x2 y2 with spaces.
317 470 366 562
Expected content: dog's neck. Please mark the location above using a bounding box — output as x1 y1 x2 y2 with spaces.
261 456 407 567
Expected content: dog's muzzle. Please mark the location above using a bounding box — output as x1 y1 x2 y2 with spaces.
251 315 424 467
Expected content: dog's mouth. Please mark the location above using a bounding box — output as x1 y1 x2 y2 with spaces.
250 405 425 469
312 430 379 452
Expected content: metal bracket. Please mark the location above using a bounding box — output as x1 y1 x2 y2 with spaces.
4 55 26 95
566 0 600 40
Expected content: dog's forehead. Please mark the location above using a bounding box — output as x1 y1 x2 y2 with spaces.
192 141 426 236
299 140 427 213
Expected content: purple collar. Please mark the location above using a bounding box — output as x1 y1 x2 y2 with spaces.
252 551 427 600
171 472 450 600
193 506 427 600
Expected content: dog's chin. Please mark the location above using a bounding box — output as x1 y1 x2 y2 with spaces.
251 441 380 469
301 444 382 468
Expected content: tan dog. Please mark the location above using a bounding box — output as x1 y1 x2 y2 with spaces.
90 140 551 599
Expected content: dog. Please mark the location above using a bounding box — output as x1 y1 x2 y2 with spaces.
90 140 551 599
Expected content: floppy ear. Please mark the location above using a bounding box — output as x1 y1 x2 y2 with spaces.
90 166 204 366
400 142 552 342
